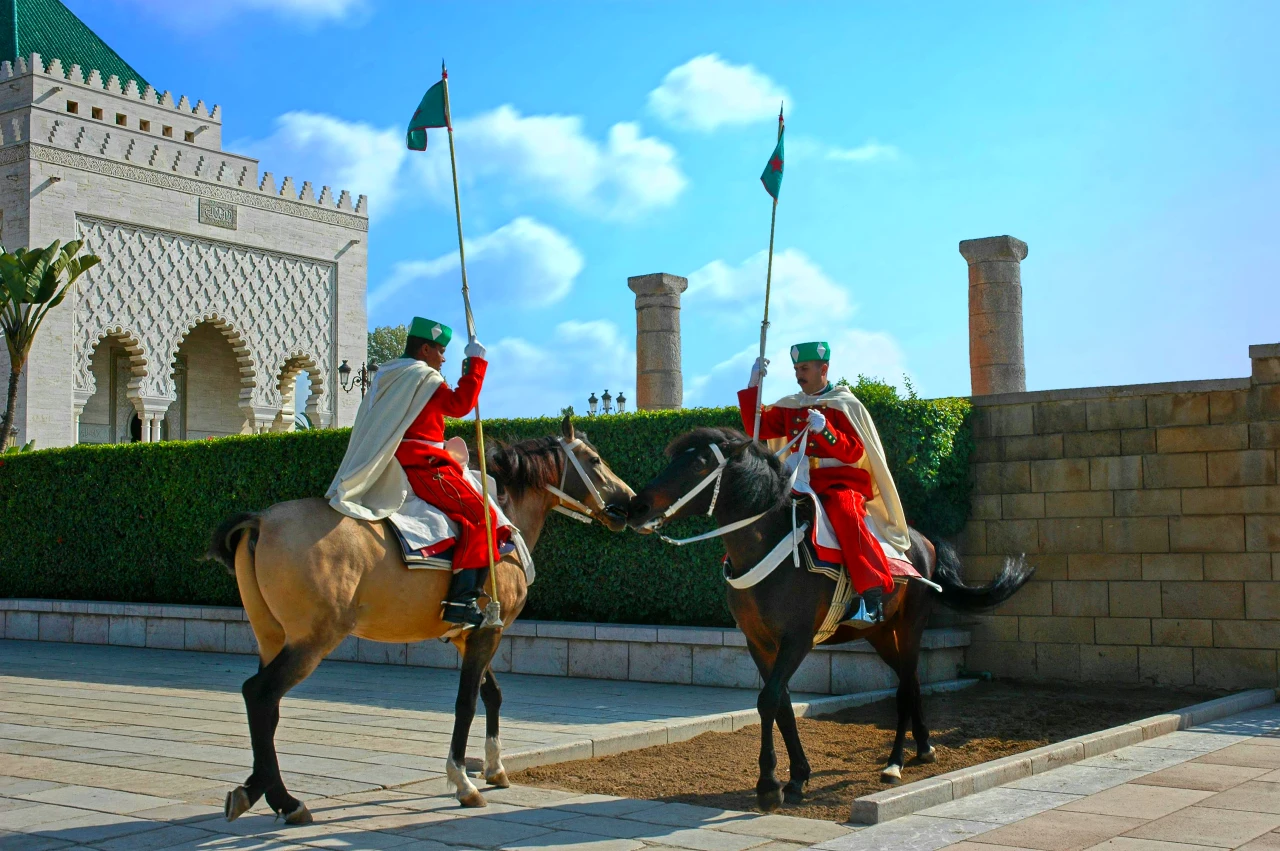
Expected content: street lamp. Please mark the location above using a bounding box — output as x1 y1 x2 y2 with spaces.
601 389 612 415
616 392 626 414
587 391 598 416
338 360 376 397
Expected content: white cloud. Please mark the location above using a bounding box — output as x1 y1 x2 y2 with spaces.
480 320 635 419
239 112 405 217
826 141 901 163
789 136 902 164
414 106 687 220
117 0 364 26
368 217 584 315
682 249 909 405
648 54 789 132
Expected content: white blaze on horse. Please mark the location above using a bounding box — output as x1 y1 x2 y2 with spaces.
207 416 632 825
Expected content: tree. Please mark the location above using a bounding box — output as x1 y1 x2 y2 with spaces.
0 240 100 445
367 324 407 366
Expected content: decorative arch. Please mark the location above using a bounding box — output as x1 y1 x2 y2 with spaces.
164 312 257 405
79 325 148 398
271 350 324 431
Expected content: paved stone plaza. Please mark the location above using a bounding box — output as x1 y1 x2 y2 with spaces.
2 641 1280 850
0 640 854 850
820 702 1280 851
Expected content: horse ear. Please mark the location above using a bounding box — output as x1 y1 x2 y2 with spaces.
561 414 575 442
728 438 754 457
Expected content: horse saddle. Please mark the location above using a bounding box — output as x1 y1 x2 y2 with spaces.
798 539 913 642
387 521 520 570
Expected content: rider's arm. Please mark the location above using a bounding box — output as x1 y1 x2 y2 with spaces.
807 407 864 464
431 358 489 418
736 387 788 439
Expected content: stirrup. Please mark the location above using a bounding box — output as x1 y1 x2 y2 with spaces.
848 598 877 624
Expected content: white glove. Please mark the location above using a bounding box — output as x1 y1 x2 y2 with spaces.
748 357 769 388
807 408 827 433
464 340 487 360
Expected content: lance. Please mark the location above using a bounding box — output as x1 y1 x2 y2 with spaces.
751 104 785 444
440 62 502 629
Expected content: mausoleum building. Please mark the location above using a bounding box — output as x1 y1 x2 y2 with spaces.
0 0 368 448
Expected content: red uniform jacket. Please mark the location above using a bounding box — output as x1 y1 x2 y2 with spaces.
394 358 505 571
738 385 894 594
396 358 488 470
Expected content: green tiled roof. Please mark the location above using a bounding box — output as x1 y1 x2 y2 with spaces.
0 0 147 88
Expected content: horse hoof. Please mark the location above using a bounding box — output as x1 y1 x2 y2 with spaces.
914 746 937 765
758 789 783 813
881 764 903 784
284 802 313 825
486 770 511 789
459 789 488 808
783 780 807 802
224 787 251 822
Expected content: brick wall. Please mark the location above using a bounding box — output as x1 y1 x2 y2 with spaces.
961 343 1280 690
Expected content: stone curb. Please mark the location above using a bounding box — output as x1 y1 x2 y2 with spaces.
847 687 1277 825
387 678 979 788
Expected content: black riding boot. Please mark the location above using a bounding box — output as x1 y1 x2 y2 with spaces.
441 568 489 628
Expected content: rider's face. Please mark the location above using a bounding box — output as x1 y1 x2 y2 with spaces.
793 360 828 395
419 342 446 369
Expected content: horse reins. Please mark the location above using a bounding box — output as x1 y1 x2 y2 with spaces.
545 437 608 524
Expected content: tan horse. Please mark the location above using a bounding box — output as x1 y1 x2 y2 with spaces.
205 417 632 825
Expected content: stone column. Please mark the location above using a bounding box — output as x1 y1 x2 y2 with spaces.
959 235 1028 396
133 396 172 443
627 273 688 410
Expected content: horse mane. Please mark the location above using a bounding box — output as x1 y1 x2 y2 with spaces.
664 426 789 514
484 435 565 498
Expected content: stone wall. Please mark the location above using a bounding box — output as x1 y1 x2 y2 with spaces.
961 343 1280 690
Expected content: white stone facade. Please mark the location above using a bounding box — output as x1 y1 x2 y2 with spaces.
0 53 368 448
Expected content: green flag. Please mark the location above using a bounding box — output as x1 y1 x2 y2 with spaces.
760 128 784 199
407 80 448 151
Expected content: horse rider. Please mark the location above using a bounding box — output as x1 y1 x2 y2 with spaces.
737 342 912 623
326 316 507 628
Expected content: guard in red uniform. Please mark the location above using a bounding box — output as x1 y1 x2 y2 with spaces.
737 342 895 621
393 317 507 627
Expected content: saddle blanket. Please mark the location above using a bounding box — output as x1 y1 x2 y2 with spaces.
794 491 919 578
384 466 534 584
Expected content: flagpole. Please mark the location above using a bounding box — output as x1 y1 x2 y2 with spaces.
441 61 502 629
751 104 784 445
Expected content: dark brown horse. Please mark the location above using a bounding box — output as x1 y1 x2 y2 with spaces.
626 427 1033 812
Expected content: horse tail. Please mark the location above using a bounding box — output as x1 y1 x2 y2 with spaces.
206 512 260 576
932 539 1035 613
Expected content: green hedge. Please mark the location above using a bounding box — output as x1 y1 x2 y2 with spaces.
0 379 971 626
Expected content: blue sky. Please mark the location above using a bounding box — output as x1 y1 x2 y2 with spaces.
74 0 1280 416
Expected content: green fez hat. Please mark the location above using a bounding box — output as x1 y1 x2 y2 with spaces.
409 316 452 348
790 341 830 364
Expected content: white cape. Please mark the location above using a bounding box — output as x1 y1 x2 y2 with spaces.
769 383 911 556
325 358 444 521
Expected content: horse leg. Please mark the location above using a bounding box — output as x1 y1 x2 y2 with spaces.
776 686 811 802
479 666 509 788
868 626 922 785
908 668 935 764
225 639 329 824
448 628 502 807
753 638 811 813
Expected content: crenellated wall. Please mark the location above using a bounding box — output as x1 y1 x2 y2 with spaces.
960 343 1280 690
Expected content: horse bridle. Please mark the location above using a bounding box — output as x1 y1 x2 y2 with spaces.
545 437 609 525
639 430 809 546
